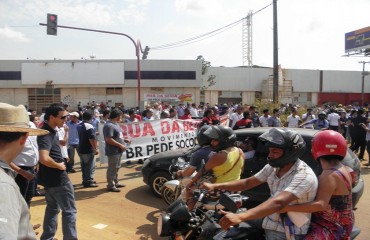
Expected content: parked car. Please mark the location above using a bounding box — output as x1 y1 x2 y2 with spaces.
141 127 364 208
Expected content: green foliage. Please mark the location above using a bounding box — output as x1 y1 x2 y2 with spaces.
253 99 307 126
197 55 216 90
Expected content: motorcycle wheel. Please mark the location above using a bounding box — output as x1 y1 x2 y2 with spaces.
161 186 178 205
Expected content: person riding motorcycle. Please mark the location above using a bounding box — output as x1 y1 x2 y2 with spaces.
300 111 329 130
187 125 244 210
202 128 318 240
280 130 354 240
176 125 213 178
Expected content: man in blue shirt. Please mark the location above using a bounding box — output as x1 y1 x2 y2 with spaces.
66 112 81 173
300 111 329 130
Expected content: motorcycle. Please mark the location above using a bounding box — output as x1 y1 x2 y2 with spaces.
157 188 361 240
157 189 265 240
161 157 196 205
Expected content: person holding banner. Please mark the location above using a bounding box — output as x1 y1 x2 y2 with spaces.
103 109 131 193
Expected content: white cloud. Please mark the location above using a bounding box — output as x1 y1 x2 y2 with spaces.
0 27 30 42
0 0 150 27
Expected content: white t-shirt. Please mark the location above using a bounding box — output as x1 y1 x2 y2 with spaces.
259 115 270 127
302 113 315 128
229 112 243 128
190 107 199 118
57 126 68 159
287 114 301 128
327 113 340 126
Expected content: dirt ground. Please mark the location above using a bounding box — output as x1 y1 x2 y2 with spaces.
30 153 370 240
30 159 166 240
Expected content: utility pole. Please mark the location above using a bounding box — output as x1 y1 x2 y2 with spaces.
272 0 279 103
359 61 370 105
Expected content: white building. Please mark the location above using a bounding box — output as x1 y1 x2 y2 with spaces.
0 59 369 112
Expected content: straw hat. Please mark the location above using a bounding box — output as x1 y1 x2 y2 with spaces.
0 103 48 136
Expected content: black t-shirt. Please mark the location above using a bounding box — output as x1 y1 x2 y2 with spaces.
77 121 96 154
351 116 367 136
189 146 213 172
37 123 70 187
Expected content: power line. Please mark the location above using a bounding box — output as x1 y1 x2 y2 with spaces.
151 2 272 50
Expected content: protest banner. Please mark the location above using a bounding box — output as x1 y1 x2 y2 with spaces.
119 119 201 161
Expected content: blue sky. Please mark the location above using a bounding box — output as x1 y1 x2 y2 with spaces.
1 0 370 71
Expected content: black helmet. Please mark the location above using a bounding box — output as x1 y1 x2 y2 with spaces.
196 125 212 146
258 128 306 168
318 111 326 116
203 125 236 152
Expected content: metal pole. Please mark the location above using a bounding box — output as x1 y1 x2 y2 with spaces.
39 23 142 110
362 61 365 105
359 61 370 106
272 0 279 103
136 40 141 111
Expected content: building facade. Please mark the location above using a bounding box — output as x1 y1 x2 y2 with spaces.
0 59 369 112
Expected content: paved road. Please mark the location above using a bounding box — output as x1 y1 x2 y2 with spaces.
30 158 370 240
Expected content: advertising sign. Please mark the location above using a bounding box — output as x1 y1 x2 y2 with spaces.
345 26 370 52
144 93 193 102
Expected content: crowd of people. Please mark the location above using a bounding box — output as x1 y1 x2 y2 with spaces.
0 99 369 239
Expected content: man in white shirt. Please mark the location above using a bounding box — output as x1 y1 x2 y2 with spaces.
189 103 199 118
286 108 301 128
302 108 315 129
259 109 270 127
152 103 161 120
327 108 341 131
229 105 243 129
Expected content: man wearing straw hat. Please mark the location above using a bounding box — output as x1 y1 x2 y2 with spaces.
37 103 78 240
0 102 48 239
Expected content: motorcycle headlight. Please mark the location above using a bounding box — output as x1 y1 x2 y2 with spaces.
168 199 185 212
170 204 191 222
157 212 171 237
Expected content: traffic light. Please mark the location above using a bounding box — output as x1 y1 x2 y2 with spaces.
142 46 150 60
47 13 58 36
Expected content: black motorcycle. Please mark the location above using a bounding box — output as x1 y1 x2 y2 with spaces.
157 188 361 240
157 189 265 240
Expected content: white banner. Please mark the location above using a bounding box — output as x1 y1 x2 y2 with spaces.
119 119 201 160
144 93 193 102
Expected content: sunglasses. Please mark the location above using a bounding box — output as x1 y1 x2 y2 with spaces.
57 115 68 119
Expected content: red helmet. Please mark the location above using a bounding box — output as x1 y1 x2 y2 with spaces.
311 130 347 161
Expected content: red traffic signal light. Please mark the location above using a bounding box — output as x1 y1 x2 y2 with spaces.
47 13 58 36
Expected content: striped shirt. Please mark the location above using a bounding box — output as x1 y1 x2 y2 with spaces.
255 159 318 235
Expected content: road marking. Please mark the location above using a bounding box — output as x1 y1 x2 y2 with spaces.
92 224 108 229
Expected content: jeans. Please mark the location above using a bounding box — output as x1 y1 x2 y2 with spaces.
15 166 36 207
106 153 122 189
80 153 96 184
41 181 77 240
67 144 79 172
265 229 305 240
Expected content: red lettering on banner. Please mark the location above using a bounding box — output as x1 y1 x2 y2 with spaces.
127 124 141 138
161 121 170 134
142 122 156 136
183 120 199 132
172 120 180 133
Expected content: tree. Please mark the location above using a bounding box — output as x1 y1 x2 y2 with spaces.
196 55 216 90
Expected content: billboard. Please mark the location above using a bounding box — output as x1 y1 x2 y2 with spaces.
21 61 125 85
345 26 370 52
